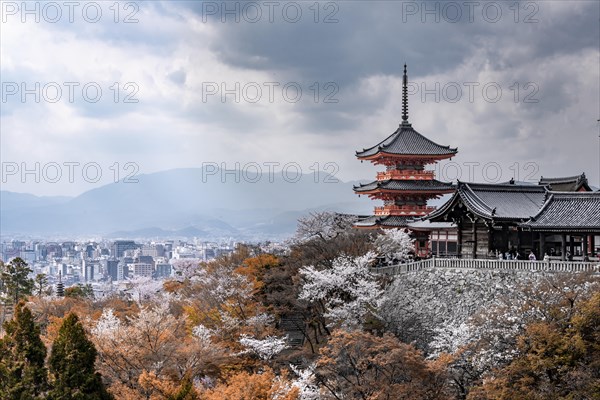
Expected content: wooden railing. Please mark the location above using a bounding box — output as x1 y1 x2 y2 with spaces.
370 258 599 276
376 170 434 181
373 205 436 216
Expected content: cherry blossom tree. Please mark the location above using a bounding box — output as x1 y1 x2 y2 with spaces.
294 212 358 243
239 334 288 360
91 303 225 398
125 276 168 304
299 252 383 329
374 228 414 264
290 364 320 400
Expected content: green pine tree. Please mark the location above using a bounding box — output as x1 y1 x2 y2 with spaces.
48 313 113 400
34 273 50 297
0 257 34 304
0 302 48 399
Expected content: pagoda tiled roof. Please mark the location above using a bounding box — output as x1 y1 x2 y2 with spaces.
354 215 413 228
356 122 458 158
354 179 454 193
427 181 548 222
538 173 592 192
520 191 600 232
407 220 456 230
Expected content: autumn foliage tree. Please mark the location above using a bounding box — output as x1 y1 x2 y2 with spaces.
315 330 451 400
202 367 299 400
5 229 598 400
468 292 600 399
91 304 224 399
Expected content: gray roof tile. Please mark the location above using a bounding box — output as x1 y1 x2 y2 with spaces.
356 123 457 158
428 182 548 222
538 173 591 192
354 179 454 193
354 215 413 228
521 192 600 232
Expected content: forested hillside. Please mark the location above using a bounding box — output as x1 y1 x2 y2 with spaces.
1 213 599 399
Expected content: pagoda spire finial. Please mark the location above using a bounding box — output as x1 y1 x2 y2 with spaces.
402 64 409 124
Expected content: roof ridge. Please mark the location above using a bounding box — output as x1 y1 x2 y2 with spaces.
548 191 600 197
462 182 547 191
539 173 586 183
459 182 494 215
528 192 555 221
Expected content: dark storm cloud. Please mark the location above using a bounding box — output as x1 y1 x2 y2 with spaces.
176 1 598 136
188 2 473 81
2 0 598 196
179 1 598 82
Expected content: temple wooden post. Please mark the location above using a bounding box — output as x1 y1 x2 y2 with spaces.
583 234 589 261
561 233 567 261
569 235 575 258
502 225 509 253
456 220 463 259
539 233 546 258
472 219 478 259
487 226 494 257
591 235 596 257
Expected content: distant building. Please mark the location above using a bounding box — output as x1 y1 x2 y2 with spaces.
83 259 95 282
45 242 63 259
61 241 76 253
102 259 119 281
154 263 172 278
112 240 138 258
136 255 155 266
117 262 130 281
19 249 36 264
84 243 95 259
141 244 164 258
131 262 153 278
173 246 198 259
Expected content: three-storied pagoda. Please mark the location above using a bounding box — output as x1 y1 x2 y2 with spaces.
354 65 457 232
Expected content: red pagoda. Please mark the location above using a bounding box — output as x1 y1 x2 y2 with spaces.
354 65 457 230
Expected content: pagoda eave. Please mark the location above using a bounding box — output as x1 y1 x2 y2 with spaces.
354 188 454 197
353 214 413 229
356 151 455 164
354 224 384 230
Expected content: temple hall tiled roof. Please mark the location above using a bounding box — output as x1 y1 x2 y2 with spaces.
356 123 458 158
354 179 454 193
520 192 600 232
538 173 592 192
427 181 548 222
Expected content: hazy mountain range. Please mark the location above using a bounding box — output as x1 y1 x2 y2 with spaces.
0 167 374 240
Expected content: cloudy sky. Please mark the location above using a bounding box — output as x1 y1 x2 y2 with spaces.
1 0 599 196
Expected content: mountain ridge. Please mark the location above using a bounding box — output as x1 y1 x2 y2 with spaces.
1 167 373 239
